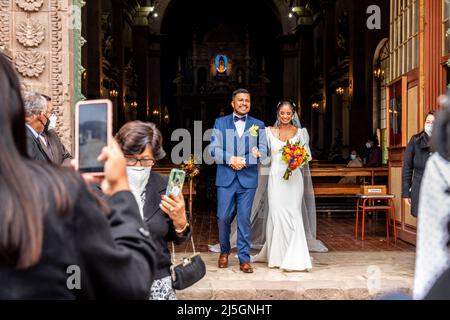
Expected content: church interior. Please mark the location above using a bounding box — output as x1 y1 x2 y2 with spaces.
78 0 435 249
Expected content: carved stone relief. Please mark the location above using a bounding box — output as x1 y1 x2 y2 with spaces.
15 0 43 12
50 0 63 110
0 0 11 48
15 50 45 77
16 19 45 47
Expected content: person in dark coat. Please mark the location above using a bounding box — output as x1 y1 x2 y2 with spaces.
40 94 72 166
402 112 435 217
0 52 157 299
363 136 382 167
115 121 192 300
23 91 51 162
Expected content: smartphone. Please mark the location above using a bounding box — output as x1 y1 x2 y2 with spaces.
74 99 112 173
166 169 186 197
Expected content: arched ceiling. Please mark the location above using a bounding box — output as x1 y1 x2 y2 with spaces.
146 0 296 36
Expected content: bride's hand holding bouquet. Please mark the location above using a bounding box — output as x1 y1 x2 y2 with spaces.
280 141 310 180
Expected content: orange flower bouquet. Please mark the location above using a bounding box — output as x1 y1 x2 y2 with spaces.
180 154 200 178
280 141 310 180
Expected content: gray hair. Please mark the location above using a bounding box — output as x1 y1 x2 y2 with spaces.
23 91 47 117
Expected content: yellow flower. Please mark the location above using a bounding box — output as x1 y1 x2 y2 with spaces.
249 124 259 137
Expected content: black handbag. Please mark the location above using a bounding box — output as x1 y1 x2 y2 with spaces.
170 236 206 290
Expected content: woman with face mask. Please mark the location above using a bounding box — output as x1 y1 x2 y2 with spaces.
338 149 363 184
402 112 435 218
115 121 191 300
0 52 157 299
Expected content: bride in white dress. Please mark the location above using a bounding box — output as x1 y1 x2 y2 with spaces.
253 101 316 271
208 101 327 267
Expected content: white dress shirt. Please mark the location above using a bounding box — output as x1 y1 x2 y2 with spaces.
233 113 247 138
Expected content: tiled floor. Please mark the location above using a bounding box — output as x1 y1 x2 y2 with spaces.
176 211 415 252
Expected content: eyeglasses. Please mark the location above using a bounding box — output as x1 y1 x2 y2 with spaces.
125 156 155 167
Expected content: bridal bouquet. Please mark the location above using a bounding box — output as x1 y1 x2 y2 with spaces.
280 141 310 180
180 154 201 178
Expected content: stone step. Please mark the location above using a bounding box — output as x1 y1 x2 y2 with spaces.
176 252 414 300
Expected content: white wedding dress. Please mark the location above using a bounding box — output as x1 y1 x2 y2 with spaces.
253 128 312 271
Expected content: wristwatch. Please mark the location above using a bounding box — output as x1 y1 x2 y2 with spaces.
175 221 190 234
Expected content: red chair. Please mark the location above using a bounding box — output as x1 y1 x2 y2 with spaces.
355 194 397 241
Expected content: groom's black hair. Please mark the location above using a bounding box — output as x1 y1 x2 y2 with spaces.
232 88 250 99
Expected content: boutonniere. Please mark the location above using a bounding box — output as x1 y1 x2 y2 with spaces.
249 124 259 137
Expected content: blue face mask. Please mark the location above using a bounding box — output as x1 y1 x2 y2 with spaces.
350 154 357 160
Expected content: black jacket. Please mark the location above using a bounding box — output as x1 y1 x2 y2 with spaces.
41 129 72 166
0 174 157 299
143 172 192 281
25 126 50 162
402 131 433 217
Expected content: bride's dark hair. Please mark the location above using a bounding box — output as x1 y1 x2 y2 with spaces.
276 100 296 113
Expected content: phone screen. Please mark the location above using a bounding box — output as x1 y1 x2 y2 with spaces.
166 169 186 197
78 102 108 172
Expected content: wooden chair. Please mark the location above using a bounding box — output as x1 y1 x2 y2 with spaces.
355 194 397 242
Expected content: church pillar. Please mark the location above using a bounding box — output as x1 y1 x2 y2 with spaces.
111 0 125 130
245 27 250 87
132 7 151 120
321 0 336 150
192 28 198 93
281 37 299 99
85 0 103 98
148 35 162 125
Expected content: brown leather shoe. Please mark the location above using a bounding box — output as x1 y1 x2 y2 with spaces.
218 254 229 268
239 262 254 273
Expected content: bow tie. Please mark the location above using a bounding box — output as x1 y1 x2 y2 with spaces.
234 115 247 122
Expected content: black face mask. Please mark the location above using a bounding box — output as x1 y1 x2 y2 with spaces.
39 114 50 133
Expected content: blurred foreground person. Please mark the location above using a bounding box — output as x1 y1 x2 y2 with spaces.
413 103 450 300
424 219 450 300
116 121 191 300
0 52 157 299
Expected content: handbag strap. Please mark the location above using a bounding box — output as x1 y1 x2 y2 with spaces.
171 190 196 264
171 230 197 264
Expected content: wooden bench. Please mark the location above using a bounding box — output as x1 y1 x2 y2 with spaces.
313 183 360 197
311 167 389 213
310 167 388 185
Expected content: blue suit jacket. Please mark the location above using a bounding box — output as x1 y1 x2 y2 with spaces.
208 114 267 188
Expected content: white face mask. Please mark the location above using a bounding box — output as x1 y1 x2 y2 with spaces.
127 166 151 219
366 142 372 149
127 166 151 194
48 114 58 130
424 124 433 136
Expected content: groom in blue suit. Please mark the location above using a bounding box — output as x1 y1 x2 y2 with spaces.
209 89 267 273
